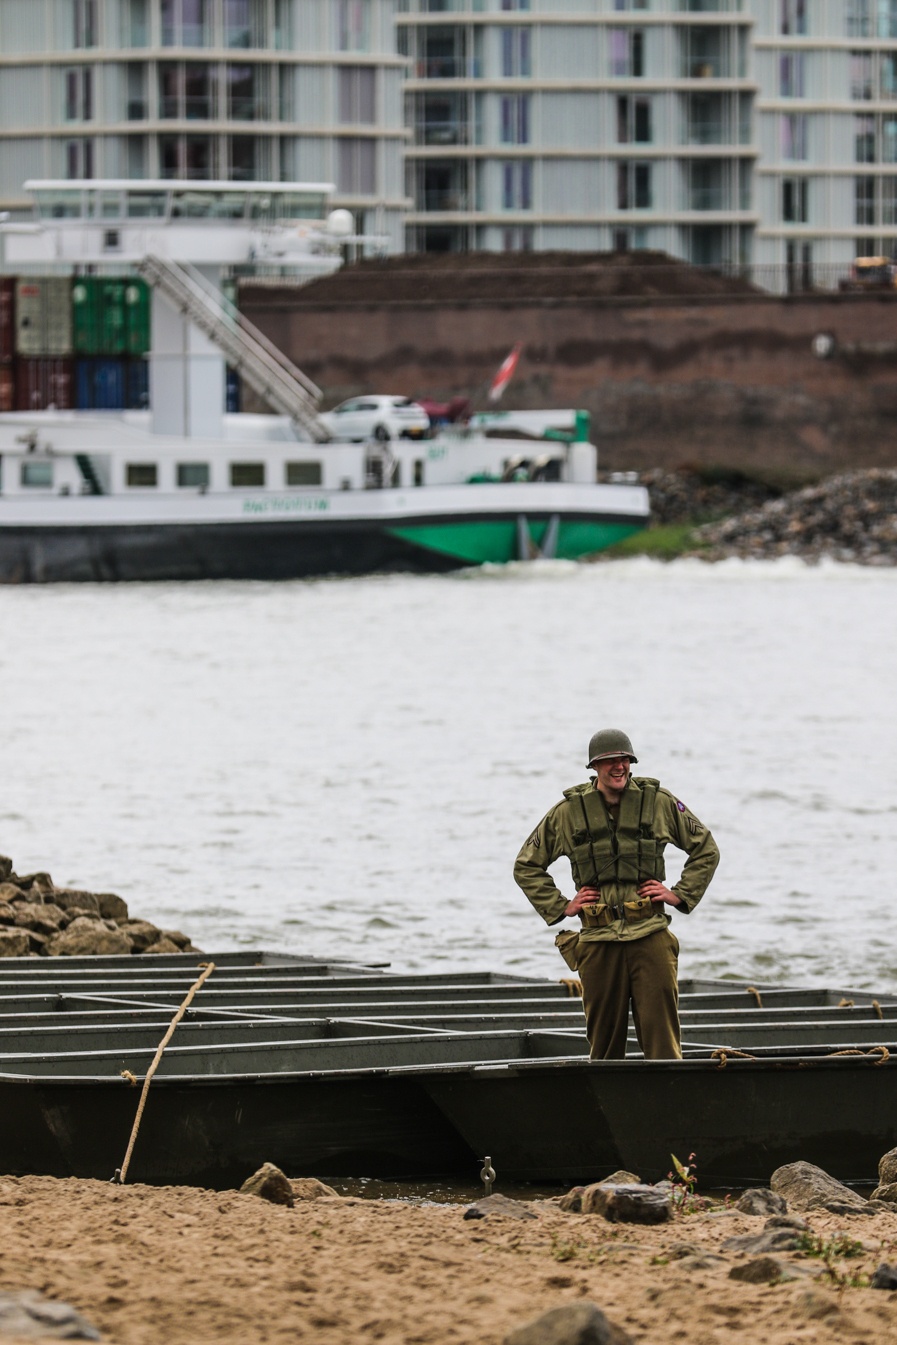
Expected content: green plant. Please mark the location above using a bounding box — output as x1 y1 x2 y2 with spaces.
796 1232 869 1288
549 1235 582 1263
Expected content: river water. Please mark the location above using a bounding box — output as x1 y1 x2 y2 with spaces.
1 557 895 994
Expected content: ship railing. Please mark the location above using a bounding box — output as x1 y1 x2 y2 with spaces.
137 253 330 444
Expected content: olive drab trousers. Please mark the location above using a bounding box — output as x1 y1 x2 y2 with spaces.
575 928 682 1060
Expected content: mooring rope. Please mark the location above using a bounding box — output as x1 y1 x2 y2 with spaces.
871 999 884 1020
746 986 762 1008
827 1046 890 1066
113 961 216 1184
711 1047 757 1069
559 978 583 998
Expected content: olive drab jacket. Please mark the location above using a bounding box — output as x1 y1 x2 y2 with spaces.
513 776 720 943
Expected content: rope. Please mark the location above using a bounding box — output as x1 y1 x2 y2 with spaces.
113 962 216 1184
827 1046 890 1066
838 998 855 1008
559 978 583 998
872 999 884 1020
711 1047 756 1069
746 986 762 1008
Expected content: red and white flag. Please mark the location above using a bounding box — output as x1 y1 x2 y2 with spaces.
488 343 522 403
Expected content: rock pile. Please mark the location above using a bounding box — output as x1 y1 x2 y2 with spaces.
0 853 201 958
635 468 781 526
694 468 897 564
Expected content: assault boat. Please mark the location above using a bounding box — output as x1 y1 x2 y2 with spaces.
0 181 647 582
0 952 894 1190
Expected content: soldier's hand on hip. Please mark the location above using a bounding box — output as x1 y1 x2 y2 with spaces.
564 886 601 917
639 879 682 908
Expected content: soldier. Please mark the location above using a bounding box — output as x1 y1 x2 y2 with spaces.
513 729 719 1060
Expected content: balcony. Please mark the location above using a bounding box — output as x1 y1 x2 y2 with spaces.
689 187 729 210
423 188 469 211
417 120 469 146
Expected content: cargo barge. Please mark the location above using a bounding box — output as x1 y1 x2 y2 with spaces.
0 180 648 581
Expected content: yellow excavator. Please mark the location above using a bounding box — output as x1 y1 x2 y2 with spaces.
839 255 897 291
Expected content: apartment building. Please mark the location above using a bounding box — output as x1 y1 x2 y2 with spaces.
0 0 409 248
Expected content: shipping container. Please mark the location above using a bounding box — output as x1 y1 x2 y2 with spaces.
15 278 73 357
127 357 149 409
100 280 128 355
226 366 241 413
71 277 101 355
74 357 128 411
0 364 14 413
14 357 74 411
124 278 151 355
0 277 15 363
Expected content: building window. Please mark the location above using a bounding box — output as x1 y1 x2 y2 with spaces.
338 67 376 123
160 134 213 178
126 463 158 487
338 138 376 194
177 462 210 488
609 29 644 79
780 0 807 35
74 0 98 47
501 226 533 250
338 0 371 52
780 113 808 160
65 69 93 121
782 177 808 223
66 139 94 179
617 161 652 210
848 0 897 39
884 177 897 224
501 160 532 209
779 53 805 98
230 462 265 487
500 94 530 144
501 0 531 10
856 175 876 225
20 460 54 489
229 136 257 180
501 27 531 78
127 0 149 46
855 115 876 163
227 65 267 120
161 0 210 47
851 51 897 100
159 64 213 119
286 462 323 486
617 95 652 143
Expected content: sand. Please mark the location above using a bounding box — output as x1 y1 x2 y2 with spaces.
0 1175 895 1344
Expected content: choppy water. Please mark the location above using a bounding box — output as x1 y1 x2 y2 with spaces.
1 557 896 993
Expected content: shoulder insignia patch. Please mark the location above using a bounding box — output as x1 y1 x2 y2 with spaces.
676 800 686 812
686 815 704 836
526 827 542 848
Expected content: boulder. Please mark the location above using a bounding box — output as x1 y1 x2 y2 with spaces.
161 928 192 949
292 1178 339 1201
12 872 54 895
45 917 132 957
581 1184 671 1224
0 855 11 883
96 892 129 922
504 1302 633 1345
765 1214 809 1231
463 1193 537 1221
142 938 183 955
794 1287 840 1319
871 1182 897 1205
0 883 24 904
770 1161 871 1213
12 902 66 935
0 902 16 923
879 1147 897 1187
50 889 100 915
0 1289 100 1339
727 1256 811 1285
120 919 163 952
722 1227 804 1254
239 1162 295 1208
558 1186 586 1213
870 1262 897 1290
0 929 30 958
736 1188 787 1216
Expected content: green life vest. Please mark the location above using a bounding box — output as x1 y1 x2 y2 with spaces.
567 777 666 887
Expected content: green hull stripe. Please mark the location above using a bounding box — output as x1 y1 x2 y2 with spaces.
385 519 644 565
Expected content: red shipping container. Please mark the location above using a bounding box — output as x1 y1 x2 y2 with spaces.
14 358 75 411
0 277 14 363
0 365 13 413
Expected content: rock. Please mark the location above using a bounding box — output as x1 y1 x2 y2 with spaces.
462 1206 485 1221
120 919 163 952
0 1289 100 1339
504 1301 633 1345
50 889 100 915
160 928 192 949
239 1162 295 1208
0 883 24 904
870 1262 897 1290
871 1182 897 1204
728 1256 810 1285
96 892 129 921
0 929 30 957
582 1184 671 1224
794 1287 840 1318
770 1161 871 1213
879 1148 897 1187
736 1188 787 1216
291 1178 339 1201
0 902 17 922
45 917 132 957
464 1194 538 1221
765 1214 809 1231
558 1186 586 1213
598 1169 640 1186
12 872 54 894
142 938 182 955
0 855 11 883
722 1227 804 1254
12 902 66 935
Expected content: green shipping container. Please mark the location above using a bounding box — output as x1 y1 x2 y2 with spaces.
100 280 128 355
71 277 101 355
124 278 151 356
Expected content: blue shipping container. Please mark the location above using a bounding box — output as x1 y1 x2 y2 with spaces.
74 358 127 410
226 366 240 413
127 358 149 410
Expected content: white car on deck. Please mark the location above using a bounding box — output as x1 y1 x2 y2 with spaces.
320 395 431 442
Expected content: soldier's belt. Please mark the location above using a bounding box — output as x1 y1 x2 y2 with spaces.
581 898 655 929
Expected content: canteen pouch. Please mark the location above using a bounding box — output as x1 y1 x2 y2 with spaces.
555 929 581 971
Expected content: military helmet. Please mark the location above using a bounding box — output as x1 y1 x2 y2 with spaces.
587 729 638 766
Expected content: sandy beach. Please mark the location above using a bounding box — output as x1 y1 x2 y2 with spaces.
1 1175 895 1344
